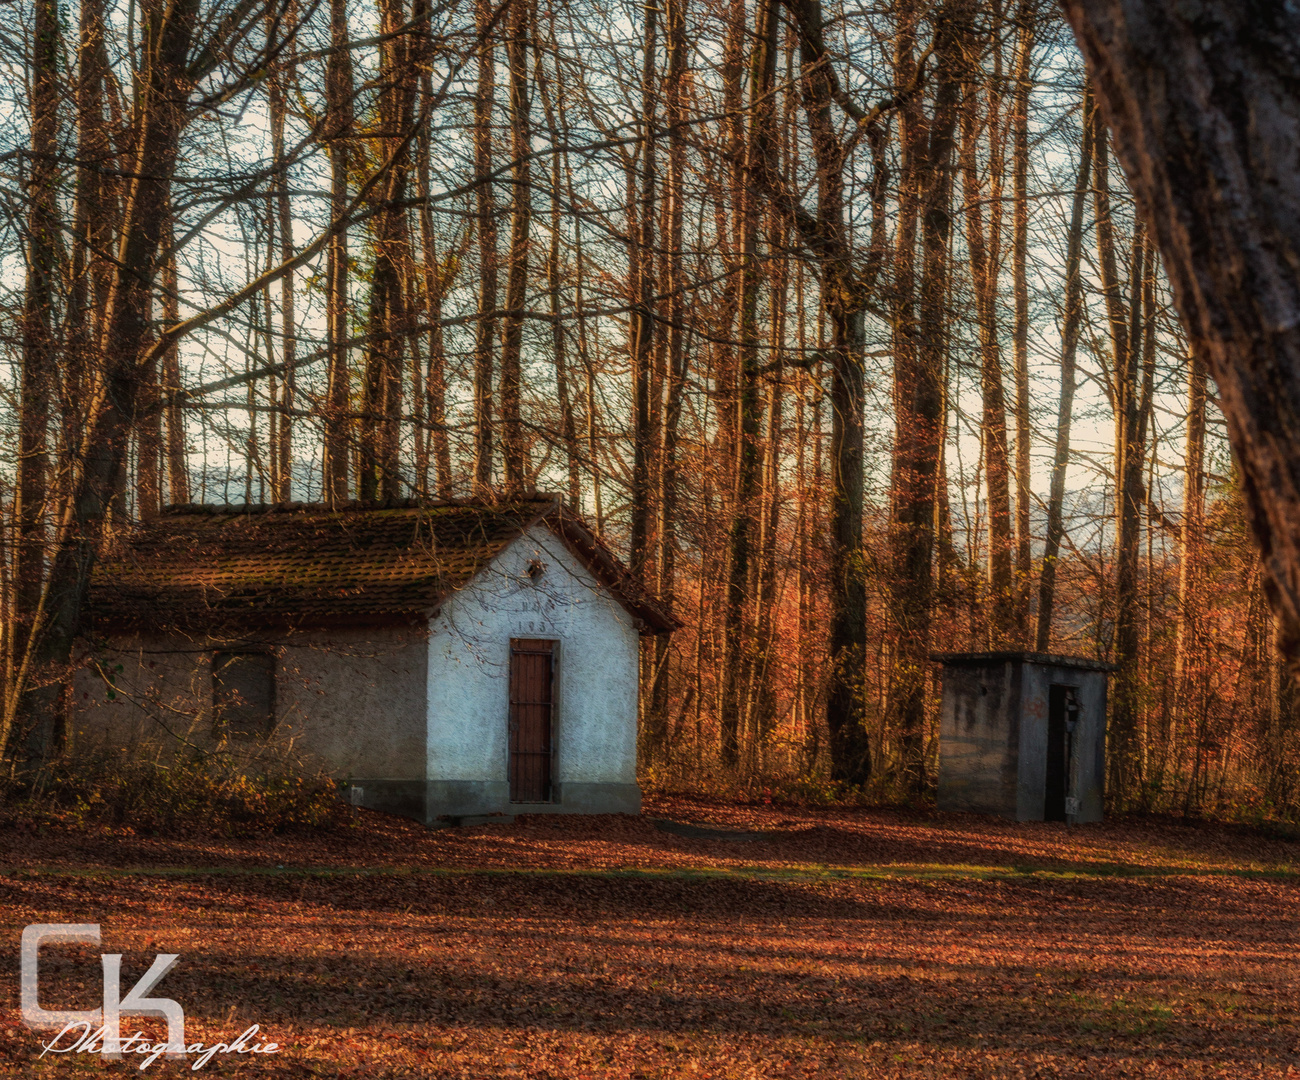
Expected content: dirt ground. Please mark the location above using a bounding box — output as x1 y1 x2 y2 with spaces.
0 796 1296 1077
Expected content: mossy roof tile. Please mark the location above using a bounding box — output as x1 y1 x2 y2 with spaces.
89 497 677 634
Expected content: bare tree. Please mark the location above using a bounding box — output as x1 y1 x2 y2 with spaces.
323 0 357 501
1061 1 1300 669
1035 86 1094 652
472 0 499 490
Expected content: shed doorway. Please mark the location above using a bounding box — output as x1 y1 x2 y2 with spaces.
509 639 556 802
1045 685 1078 821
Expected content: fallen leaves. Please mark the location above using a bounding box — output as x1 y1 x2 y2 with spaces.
0 800 1294 1076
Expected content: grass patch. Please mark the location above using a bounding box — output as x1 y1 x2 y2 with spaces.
4 861 1298 882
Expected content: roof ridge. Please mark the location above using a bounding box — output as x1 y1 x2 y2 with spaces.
160 493 566 517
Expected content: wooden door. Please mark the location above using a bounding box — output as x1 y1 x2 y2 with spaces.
509 639 555 802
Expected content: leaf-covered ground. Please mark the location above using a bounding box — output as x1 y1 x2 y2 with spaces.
0 797 1296 1077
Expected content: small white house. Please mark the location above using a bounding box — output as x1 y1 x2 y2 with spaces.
74 497 675 823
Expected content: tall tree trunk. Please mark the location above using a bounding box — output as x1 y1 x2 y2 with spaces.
889 0 921 754
1010 0 1037 632
1089 99 1143 801
414 45 455 498
1035 86 1094 651
627 0 659 580
763 0 896 785
160 224 188 505
323 0 355 501
719 0 774 768
414 157 452 499
561 142 603 529
361 0 417 501
1108 219 1159 804
1109 195 1154 806
546 183 580 506
499 0 532 488
473 0 499 491
67 0 114 481
1174 343 1207 734
533 15 581 507
961 42 1015 645
11 0 62 757
646 0 689 766
748 244 788 750
890 0 965 793
270 42 296 502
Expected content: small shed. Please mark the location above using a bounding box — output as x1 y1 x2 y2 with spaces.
933 651 1114 823
74 496 676 824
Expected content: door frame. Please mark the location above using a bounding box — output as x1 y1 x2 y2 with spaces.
507 637 560 803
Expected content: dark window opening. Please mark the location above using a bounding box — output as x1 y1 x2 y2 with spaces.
509 639 555 802
1045 685 1079 821
213 650 276 739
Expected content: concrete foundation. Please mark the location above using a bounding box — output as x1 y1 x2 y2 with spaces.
347 779 642 823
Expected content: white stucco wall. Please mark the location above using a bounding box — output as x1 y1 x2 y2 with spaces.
425 523 641 792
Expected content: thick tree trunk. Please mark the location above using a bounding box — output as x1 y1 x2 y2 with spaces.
777 0 899 785
1060 1 1300 670
890 0 965 793
889 0 920 755
719 0 775 769
361 0 417 502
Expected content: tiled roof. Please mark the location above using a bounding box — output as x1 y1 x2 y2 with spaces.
89 497 677 634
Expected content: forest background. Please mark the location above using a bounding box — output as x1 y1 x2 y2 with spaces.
0 0 1288 821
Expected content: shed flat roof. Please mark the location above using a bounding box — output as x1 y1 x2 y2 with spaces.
930 651 1117 673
